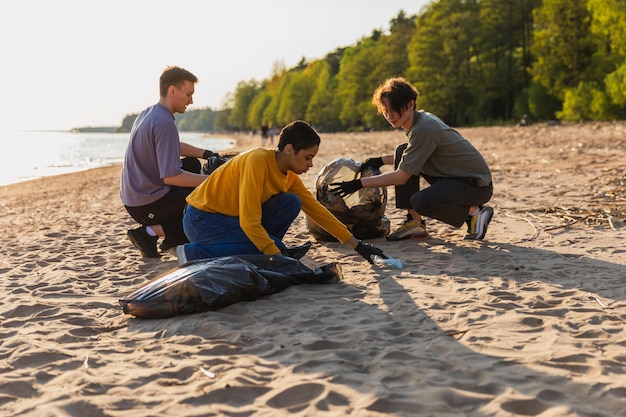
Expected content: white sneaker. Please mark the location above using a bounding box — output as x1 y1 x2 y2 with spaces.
176 245 188 265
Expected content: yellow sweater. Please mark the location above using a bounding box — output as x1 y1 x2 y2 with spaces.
186 148 352 254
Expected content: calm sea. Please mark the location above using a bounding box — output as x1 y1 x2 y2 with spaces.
0 130 236 186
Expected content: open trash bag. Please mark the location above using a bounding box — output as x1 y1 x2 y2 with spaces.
307 158 389 241
119 254 342 319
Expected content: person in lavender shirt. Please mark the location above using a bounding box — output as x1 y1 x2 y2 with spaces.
120 66 218 258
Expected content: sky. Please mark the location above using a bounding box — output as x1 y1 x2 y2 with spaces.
0 0 430 131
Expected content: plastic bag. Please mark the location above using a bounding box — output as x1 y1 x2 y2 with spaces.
119 254 342 319
306 158 389 241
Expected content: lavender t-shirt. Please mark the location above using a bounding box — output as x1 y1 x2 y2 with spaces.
120 103 183 207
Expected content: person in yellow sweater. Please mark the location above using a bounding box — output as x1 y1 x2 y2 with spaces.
176 120 386 265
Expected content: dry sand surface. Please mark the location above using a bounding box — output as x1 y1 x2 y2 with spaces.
1 122 625 416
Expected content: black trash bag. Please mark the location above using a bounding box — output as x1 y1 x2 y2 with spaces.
306 158 390 241
119 254 342 319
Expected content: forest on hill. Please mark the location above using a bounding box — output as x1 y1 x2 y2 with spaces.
117 0 626 133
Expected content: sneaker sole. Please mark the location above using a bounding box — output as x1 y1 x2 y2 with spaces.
474 207 494 240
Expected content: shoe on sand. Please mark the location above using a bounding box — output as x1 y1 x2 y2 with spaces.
127 227 160 258
386 219 428 241
464 206 494 240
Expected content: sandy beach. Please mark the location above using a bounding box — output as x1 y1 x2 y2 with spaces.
1 123 625 416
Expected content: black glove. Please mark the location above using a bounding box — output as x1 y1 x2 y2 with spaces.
281 241 312 260
202 149 220 159
329 179 363 197
354 241 386 264
360 157 384 172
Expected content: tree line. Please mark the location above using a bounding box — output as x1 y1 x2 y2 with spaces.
120 0 626 133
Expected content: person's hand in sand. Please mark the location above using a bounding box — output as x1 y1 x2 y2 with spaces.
176 120 387 266
342 77 495 242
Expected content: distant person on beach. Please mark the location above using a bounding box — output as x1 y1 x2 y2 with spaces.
260 123 269 147
120 66 219 258
329 77 494 241
268 124 275 146
176 120 387 265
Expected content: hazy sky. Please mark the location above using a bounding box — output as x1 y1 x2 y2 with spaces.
0 0 430 131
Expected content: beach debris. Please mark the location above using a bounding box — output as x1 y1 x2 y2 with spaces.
523 206 625 231
373 255 403 269
199 367 215 379
307 158 390 240
588 293 606 310
84 355 89 369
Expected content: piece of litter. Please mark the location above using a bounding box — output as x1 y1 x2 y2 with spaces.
84 355 89 369
199 367 215 378
373 255 403 269
588 293 606 309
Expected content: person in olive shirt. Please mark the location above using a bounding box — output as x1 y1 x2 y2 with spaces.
330 77 494 241
176 120 386 265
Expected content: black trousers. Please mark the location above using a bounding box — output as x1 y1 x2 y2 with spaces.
393 144 493 228
124 157 201 245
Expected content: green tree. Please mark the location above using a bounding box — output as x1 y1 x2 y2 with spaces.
227 80 263 131
588 0 626 116
247 89 272 132
335 37 377 128
407 0 481 125
475 0 540 121
305 58 342 131
276 66 317 125
530 0 597 100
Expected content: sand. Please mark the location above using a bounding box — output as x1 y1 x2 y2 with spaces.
1 123 625 416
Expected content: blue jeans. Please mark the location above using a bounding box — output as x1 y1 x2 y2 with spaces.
182 193 302 261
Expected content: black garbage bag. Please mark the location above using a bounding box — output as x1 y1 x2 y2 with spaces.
306 158 390 241
119 254 342 319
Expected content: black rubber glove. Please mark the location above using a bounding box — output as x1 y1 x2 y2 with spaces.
360 157 384 172
202 149 220 159
329 179 363 197
354 241 386 264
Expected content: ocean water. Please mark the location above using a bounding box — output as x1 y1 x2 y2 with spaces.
0 130 236 186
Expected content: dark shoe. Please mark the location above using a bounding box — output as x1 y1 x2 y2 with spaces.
127 227 160 258
386 219 428 241
282 241 313 260
159 237 183 252
464 206 494 240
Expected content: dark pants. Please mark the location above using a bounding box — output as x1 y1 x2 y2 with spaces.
393 144 493 228
124 157 201 246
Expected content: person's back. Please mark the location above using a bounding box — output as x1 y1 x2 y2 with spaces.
120 103 181 207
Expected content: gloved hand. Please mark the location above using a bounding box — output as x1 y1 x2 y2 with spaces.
202 149 220 159
329 179 363 197
360 157 384 172
354 241 386 264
